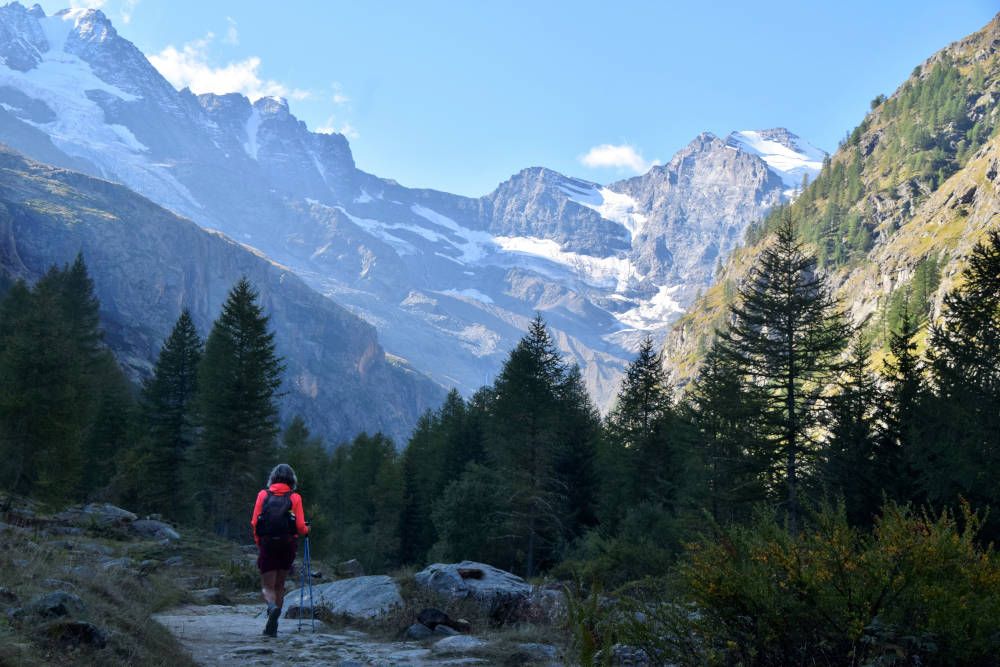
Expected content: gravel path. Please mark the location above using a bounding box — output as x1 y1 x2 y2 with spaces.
153 604 488 666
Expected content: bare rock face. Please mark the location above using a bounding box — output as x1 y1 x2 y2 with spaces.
0 3 825 409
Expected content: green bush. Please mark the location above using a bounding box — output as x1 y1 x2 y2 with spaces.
615 502 1000 666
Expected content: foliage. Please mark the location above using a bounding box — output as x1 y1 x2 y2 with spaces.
184 278 284 538
664 501 1000 666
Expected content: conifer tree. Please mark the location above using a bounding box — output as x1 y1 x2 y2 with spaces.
924 230 1000 514
879 306 928 505
601 337 677 528
487 315 567 577
136 310 202 516
823 336 881 525
687 341 769 524
186 278 284 537
717 214 851 531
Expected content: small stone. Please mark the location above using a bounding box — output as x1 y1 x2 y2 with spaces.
163 556 185 567
434 623 459 636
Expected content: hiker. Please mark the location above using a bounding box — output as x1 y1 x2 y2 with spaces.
251 463 309 637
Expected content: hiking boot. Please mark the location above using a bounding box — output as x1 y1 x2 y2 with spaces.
263 604 280 637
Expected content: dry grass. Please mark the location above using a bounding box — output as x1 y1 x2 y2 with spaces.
0 499 248 666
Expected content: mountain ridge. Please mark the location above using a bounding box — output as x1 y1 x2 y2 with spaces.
0 1 826 407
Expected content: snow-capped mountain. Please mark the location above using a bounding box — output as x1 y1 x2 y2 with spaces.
0 4 827 407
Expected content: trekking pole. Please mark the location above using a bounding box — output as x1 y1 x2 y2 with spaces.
298 543 306 632
304 536 316 632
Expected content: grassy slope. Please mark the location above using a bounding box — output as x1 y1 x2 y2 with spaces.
664 13 1000 386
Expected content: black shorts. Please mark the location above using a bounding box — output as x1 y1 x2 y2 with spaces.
257 537 298 573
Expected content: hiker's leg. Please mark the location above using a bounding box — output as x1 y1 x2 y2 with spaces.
260 570 278 606
273 569 289 608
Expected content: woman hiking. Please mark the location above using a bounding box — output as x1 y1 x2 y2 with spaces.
250 463 309 637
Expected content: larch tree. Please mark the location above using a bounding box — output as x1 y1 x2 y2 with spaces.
716 213 851 532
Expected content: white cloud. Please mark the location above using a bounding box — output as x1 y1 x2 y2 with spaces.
119 0 139 24
316 115 359 139
580 143 658 174
148 33 310 101
224 17 239 45
332 83 349 105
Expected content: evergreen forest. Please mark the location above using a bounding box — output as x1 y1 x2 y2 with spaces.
3 218 1000 663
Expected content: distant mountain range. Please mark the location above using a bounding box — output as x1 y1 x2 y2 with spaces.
0 2 826 410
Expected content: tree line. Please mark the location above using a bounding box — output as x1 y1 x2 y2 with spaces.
2 219 998 587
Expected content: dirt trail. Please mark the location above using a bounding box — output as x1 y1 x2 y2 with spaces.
153 604 487 666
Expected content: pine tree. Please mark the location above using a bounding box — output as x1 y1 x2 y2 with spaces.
924 230 1000 516
487 315 567 577
186 279 284 537
136 310 202 517
823 337 881 525
716 213 851 531
687 341 769 524
879 305 928 505
601 337 677 528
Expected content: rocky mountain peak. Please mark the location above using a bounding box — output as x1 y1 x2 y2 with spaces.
725 128 827 189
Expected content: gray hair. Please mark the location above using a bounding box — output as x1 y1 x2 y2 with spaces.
267 463 297 489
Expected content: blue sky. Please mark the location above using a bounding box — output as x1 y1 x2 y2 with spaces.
40 0 999 196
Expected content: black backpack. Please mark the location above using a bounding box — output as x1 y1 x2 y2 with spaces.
255 490 297 540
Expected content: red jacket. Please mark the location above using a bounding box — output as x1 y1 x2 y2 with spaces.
250 482 309 545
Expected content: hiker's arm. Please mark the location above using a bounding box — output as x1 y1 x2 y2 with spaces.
293 493 309 536
250 490 265 545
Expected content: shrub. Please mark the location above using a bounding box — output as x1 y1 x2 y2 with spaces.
621 501 1000 666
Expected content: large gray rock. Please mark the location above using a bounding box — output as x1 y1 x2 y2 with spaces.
286 575 401 621
19 591 86 619
415 561 532 605
431 634 487 654
131 519 180 541
54 503 136 527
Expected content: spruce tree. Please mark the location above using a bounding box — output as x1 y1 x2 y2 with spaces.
687 341 769 524
487 315 566 576
601 337 678 528
186 279 284 537
823 336 881 525
136 310 202 517
925 230 1000 515
879 306 928 505
716 214 851 531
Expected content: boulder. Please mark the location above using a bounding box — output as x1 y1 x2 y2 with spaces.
431 634 486 654
191 588 228 604
44 619 107 648
518 642 559 660
21 591 86 619
433 623 459 636
416 607 450 629
404 622 433 640
594 644 652 666
285 575 401 621
131 519 180 541
414 561 531 607
55 503 137 527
